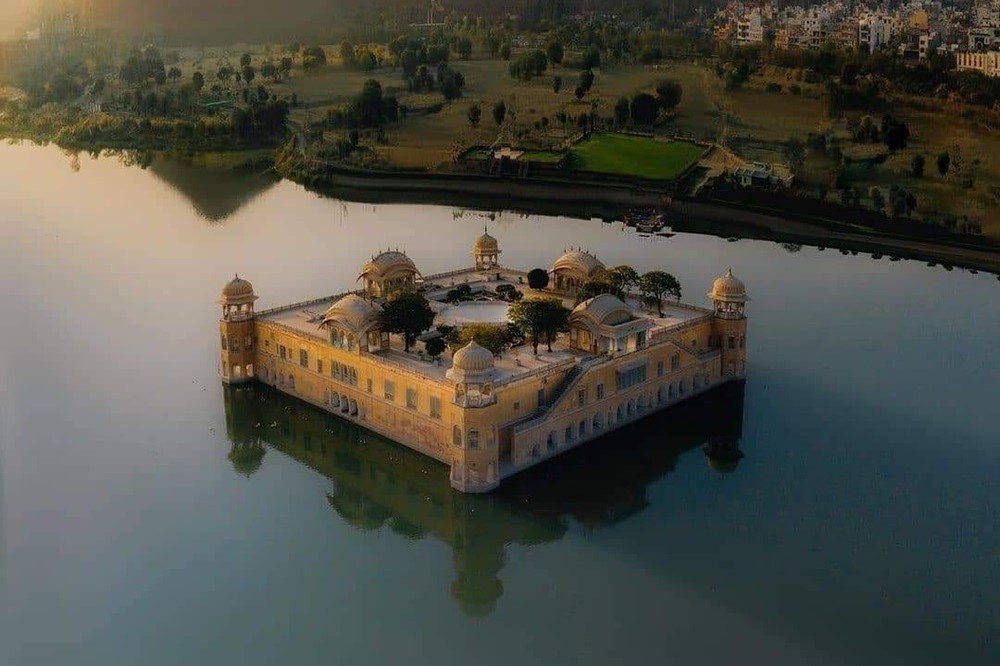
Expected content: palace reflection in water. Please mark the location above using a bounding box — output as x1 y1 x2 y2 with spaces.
223 380 745 616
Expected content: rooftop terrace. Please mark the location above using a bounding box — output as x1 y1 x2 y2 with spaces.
256 265 711 385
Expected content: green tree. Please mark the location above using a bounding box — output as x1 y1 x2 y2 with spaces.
578 69 595 94
869 186 885 213
639 271 681 316
467 103 482 127
500 42 511 61
492 99 507 126
604 265 639 293
509 298 570 354
424 336 446 359
240 53 252 68
552 75 562 93
614 97 630 126
242 65 256 86
576 279 625 303
192 71 204 92
377 290 434 352
655 79 683 112
784 136 805 169
546 41 564 65
455 37 473 60
582 45 601 69
911 154 925 177
527 268 549 289
448 323 511 356
936 151 950 176
630 92 658 125
167 66 181 82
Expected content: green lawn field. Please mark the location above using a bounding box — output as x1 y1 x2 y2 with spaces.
569 133 707 180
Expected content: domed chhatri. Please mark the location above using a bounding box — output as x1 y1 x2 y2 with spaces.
220 274 257 303
358 250 421 297
708 268 749 303
473 227 501 271
550 248 605 292
448 340 495 376
217 245 748 493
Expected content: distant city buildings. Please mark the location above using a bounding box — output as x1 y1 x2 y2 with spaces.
715 0 1000 72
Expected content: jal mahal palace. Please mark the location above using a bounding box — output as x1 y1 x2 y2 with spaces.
218 231 749 493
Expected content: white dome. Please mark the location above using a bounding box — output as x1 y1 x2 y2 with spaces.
550 249 605 278
571 294 634 327
357 250 420 282
708 268 748 303
474 231 499 254
220 274 257 304
321 294 381 333
452 340 495 372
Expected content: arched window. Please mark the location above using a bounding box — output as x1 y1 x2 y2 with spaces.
453 426 462 447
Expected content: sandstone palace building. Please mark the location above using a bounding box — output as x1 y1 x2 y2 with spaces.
218 232 749 493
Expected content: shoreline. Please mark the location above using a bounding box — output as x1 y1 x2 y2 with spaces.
273 147 1000 275
4 131 998 275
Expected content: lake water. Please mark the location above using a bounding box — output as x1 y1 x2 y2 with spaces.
1 144 997 666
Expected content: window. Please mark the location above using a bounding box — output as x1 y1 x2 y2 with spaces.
384 380 395 401
537 388 545 407
596 383 605 399
668 384 675 399
579 419 587 437
740 335 746 349
728 336 736 350
670 353 680 371
406 387 418 409
332 362 341 379
453 426 462 447
367 378 373 394
264 339 270 348
657 360 664 377
577 389 586 407
616 365 647 391
468 430 479 449
299 349 308 367
230 337 240 352
288 374 296 390
513 400 520 411
430 396 442 419
221 336 228 351
279 345 287 360
564 425 574 442
316 359 323 375
679 379 686 395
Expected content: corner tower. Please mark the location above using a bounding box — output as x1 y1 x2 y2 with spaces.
709 268 749 379
219 275 258 384
473 228 500 271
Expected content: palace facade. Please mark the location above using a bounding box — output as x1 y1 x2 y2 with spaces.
218 232 749 493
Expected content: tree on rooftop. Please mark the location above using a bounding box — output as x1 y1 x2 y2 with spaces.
509 298 570 354
527 268 549 289
639 271 681 317
575 279 625 304
448 324 512 357
377 290 434 352
604 265 639 293
424 336 446 359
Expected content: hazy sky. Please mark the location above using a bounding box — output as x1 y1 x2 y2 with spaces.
0 0 40 38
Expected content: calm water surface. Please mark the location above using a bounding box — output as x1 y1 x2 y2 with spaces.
1 144 997 666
